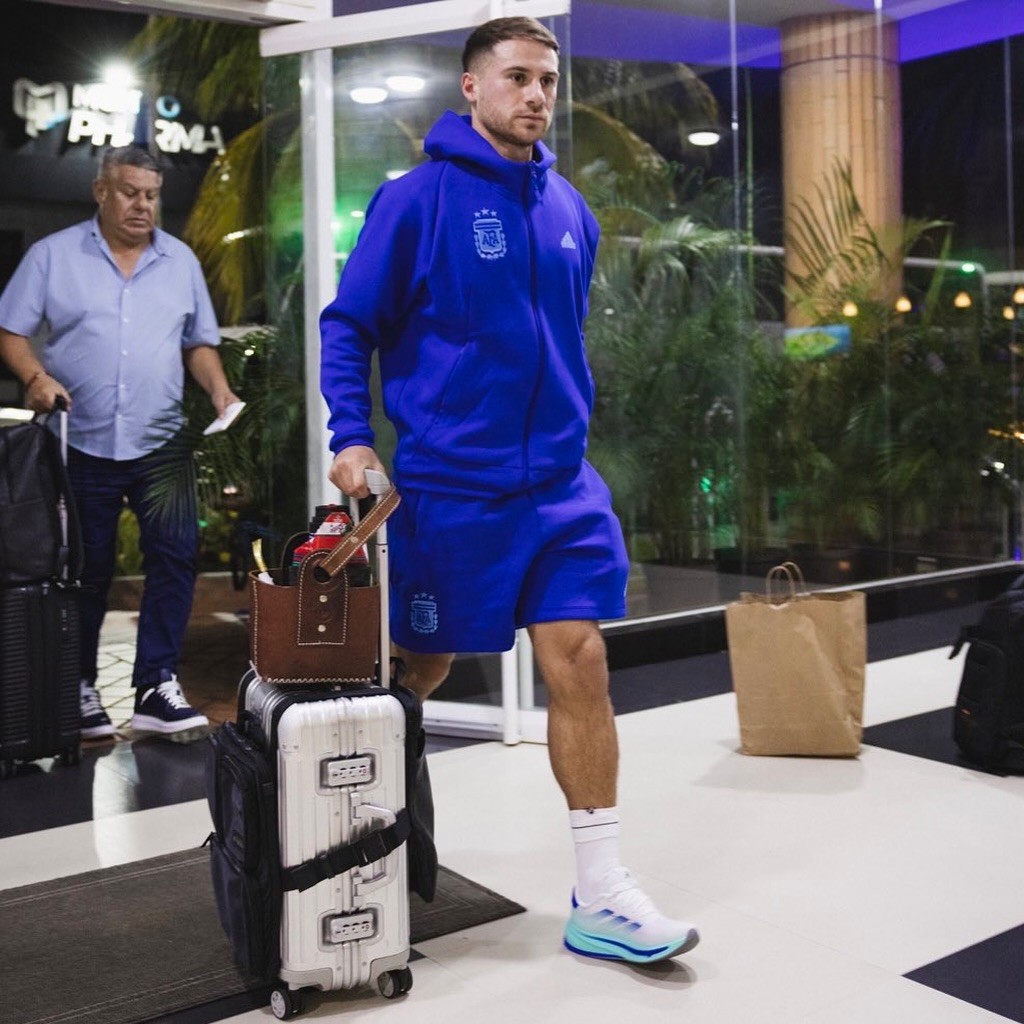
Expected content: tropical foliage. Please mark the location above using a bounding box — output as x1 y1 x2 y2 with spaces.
125 19 308 562
779 162 1012 563
127 18 271 325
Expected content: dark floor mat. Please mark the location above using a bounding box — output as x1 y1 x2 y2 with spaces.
906 924 1024 1023
862 706 1015 775
862 707 964 767
0 849 524 1024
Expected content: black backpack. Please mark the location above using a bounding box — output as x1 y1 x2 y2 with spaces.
950 575 1024 772
0 411 82 585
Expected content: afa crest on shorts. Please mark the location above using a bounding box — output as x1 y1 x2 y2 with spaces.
410 593 439 635
473 209 506 260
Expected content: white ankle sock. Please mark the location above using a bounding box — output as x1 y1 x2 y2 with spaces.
570 806 621 904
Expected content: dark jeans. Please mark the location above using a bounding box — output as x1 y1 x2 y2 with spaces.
67 443 198 690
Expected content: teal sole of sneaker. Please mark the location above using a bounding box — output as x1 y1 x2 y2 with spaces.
564 923 700 964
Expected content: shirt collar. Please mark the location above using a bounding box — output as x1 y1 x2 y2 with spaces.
89 214 167 259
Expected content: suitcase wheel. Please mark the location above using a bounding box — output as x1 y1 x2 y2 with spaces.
378 967 413 1000
270 986 305 1020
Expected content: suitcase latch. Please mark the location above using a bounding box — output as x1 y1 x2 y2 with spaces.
324 910 377 944
321 755 374 787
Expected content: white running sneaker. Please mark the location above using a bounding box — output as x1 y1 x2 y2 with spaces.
564 868 700 964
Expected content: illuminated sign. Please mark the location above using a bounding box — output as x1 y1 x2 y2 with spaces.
12 77 225 156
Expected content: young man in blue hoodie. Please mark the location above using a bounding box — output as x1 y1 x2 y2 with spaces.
320 16 699 964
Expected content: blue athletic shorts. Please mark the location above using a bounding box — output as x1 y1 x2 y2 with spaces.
389 461 629 654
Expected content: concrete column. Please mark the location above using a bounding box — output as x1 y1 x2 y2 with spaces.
781 12 902 322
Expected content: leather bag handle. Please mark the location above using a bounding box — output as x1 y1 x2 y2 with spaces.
314 484 401 582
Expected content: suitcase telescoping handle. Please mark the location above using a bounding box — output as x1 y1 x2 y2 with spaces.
52 395 71 581
364 470 392 687
313 470 399 687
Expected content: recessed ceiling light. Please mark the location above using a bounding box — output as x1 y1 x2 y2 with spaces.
385 75 425 94
687 129 721 147
350 87 388 105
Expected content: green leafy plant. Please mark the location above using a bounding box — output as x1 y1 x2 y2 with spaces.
780 161 1011 563
582 160 787 565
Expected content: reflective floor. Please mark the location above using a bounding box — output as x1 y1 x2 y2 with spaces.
1 603 1022 1024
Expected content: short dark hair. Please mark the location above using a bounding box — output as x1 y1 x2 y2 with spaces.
462 17 559 72
97 146 163 181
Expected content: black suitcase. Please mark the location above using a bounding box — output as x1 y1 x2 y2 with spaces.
0 581 81 776
0 402 82 777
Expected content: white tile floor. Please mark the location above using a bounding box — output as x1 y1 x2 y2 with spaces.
2 641 1021 1022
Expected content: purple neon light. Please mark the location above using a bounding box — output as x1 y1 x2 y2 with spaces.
571 0 1024 68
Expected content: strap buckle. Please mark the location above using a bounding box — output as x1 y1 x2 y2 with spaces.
355 828 391 866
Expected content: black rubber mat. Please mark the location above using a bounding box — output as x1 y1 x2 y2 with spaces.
0 848 524 1024
862 706 1017 776
906 924 1024 1023
862 707 965 768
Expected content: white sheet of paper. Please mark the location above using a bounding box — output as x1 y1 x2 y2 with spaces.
202 400 246 436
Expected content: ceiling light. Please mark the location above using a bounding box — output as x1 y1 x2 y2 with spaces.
102 62 135 89
385 75 425 94
953 290 972 309
1004 306 1016 321
895 295 912 313
350 87 388 105
842 301 858 317
687 129 721 147
1013 286 1024 304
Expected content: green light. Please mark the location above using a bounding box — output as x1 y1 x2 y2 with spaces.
700 476 712 494
961 262 977 273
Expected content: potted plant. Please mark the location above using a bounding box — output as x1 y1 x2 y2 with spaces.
779 162 1011 579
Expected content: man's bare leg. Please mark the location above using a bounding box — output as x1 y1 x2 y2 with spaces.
529 619 700 962
527 620 617 809
394 647 454 702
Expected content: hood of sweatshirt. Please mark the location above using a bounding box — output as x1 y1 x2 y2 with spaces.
424 110 557 186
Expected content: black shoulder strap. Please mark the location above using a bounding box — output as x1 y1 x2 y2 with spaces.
280 808 412 893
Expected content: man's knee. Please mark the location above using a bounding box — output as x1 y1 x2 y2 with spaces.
396 648 454 701
529 620 610 701
532 620 605 665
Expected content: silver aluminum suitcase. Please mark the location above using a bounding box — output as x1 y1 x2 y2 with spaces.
245 471 413 1018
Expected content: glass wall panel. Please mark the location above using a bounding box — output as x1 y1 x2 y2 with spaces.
262 52 310 549
264 0 1024 641
264 15 571 715
571 0 1024 617
572 1 781 616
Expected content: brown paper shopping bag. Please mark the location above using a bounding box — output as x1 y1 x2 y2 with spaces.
725 563 866 756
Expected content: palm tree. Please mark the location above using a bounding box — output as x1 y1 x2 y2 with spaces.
124 19 307 560
126 18 271 325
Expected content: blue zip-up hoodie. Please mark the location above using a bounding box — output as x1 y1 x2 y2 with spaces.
320 110 600 497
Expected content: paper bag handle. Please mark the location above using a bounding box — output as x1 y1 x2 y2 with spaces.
765 561 807 603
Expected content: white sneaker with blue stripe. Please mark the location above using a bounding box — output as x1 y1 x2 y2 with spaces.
564 868 700 963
